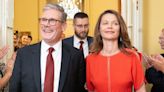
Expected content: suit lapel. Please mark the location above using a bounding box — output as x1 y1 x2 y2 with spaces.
31 43 41 92
87 37 92 46
71 36 74 46
58 43 70 92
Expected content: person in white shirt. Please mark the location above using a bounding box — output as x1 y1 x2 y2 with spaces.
9 3 86 92
63 12 93 58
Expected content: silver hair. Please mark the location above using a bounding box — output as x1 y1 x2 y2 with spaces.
43 3 67 22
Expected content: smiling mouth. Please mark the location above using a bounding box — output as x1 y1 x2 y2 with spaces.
43 29 53 33
105 31 115 33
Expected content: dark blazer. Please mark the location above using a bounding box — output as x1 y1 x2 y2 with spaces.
9 41 86 92
146 67 164 92
145 54 164 92
63 36 93 47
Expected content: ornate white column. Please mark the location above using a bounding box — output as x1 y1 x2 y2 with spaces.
121 0 133 40
0 0 7 62
121 0 143 51
0 0 14 62
0 0 7 46
132 0 143 51
7 0 14 58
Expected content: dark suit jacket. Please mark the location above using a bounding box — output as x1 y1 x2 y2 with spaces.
63 36 93 47
9 41 86 92
145 54 164 92
146 67 164 92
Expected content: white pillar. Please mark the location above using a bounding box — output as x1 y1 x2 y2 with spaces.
121 0 127 22
121 0 143 51
0 0 7 46
121 0 133 40
132 0 143 51
7 0 14 57
0 0 14 62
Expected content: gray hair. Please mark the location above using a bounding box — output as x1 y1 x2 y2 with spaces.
43 3 67 22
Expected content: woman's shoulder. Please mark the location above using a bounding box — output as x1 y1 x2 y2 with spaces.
123 48 141 60
86 52 103 61
125 48 139 55
87 53 98 58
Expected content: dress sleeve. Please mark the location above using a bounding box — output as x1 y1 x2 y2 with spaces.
86 56 94 91
131 53 145 90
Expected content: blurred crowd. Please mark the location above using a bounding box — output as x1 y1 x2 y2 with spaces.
13 31 32 51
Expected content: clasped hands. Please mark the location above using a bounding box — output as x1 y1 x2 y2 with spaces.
143 54 164 73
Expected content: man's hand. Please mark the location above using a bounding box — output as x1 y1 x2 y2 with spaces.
142 54 153 69
149 54 164 73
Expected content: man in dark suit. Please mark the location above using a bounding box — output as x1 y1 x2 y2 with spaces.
9 3 86 92
145 29 164 92
63 12 93 58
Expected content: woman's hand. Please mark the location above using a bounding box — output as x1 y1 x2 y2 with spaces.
0 46 9 59
5 52 16 76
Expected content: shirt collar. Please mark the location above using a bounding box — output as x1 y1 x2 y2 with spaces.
41 40 62 52
73 35 87 44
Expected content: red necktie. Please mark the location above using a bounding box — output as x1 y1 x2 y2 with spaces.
79 41 84 51
44 47 54 92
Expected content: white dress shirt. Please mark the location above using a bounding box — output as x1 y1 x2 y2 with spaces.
73 35 89 58
40 40 62 92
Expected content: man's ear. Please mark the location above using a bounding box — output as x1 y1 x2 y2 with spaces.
62 22 67 32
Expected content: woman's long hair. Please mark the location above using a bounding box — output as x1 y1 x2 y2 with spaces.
90 10 133 54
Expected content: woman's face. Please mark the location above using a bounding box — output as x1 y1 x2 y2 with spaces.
21 35 28 45
99 13 120 41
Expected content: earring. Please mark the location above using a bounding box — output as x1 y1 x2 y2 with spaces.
120 37 122 42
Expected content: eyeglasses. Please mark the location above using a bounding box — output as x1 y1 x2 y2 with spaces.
39 18 63 25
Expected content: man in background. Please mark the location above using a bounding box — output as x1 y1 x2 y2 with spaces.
27 35 32 45
13 32 19 52
63 12 93 58
145 28 164 92
159 29 164 49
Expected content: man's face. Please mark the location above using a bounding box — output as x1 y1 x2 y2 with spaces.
40 9 66 45
27 37 32 45
13 35 17 43
74 18 89 40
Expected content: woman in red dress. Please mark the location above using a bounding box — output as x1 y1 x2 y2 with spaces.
86 10 146 92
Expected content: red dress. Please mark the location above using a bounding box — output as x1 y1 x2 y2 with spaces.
86 50 144 92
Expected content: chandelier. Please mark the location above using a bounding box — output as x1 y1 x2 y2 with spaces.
58 0 83 19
